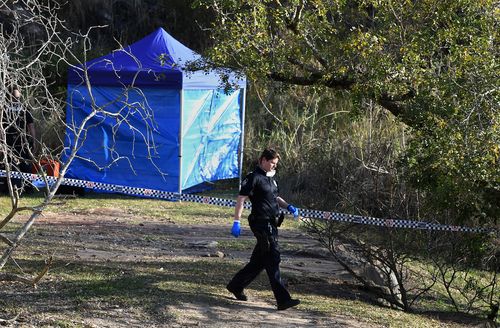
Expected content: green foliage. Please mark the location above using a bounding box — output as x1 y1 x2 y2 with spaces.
197 0 499 226
198 0 497 104
241 82 418 222
404 113 499 225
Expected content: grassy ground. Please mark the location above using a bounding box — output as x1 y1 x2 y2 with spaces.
0 191 491 327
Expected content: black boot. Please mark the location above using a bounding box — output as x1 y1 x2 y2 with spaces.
226 284 248 301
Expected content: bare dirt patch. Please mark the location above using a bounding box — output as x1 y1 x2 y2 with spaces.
1 207 481 327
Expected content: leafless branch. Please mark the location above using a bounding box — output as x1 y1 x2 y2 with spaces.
0 0 169 276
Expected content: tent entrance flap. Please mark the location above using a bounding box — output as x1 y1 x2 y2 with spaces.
180 89 243 190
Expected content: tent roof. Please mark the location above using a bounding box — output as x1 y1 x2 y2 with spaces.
67 28 245 89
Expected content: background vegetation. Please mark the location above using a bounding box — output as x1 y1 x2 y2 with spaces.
4 0 496 230
0 0 498 324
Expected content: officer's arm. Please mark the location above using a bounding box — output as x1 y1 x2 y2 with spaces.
277 197 289 209
234 195 248 221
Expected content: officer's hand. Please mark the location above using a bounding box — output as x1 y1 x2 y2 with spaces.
287 204 299 219
231 220 241 237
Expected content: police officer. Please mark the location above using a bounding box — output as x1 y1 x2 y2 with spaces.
1 87 36 193
226 148 301 311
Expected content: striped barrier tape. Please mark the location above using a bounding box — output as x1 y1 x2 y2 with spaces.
0 170 495 234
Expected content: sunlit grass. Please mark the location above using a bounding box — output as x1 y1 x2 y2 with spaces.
0 192 238 225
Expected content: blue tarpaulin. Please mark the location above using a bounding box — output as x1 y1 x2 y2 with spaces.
63 28 246 194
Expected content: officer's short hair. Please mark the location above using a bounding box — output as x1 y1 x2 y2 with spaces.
259 148 280 161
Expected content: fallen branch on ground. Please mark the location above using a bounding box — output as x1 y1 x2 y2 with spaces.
0 255 53 287
0 313 20 324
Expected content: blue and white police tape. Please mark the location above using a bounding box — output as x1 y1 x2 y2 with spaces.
0 170 253 208
0 170 494 234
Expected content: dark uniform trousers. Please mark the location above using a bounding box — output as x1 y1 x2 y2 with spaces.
227 219 292 305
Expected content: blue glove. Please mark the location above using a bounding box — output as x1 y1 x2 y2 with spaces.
287 204 299 219
231 220 241 237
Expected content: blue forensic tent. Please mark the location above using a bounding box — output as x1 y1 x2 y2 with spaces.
63 28 246 194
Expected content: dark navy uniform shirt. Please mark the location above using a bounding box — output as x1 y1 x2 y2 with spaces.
239 166 280 219
2 101 34 154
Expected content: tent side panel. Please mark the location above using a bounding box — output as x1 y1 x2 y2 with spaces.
63 85 181 193
180 89 242 190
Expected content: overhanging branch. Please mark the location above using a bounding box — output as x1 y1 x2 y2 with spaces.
377 91 414 117
268 71 415 118
377 97 405 117
268 71 353 89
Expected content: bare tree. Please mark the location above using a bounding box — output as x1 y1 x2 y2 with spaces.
428 231 499 320
0 0 158 283
302 215 498 320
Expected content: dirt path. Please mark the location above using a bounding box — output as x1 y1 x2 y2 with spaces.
2 208 380 327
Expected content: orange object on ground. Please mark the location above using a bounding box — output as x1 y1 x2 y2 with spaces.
32 159 60 177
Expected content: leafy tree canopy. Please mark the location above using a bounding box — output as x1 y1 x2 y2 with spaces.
197 0 499 225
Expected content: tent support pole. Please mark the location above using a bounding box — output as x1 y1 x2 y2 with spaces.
178 89 183 196
238 87 247 189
